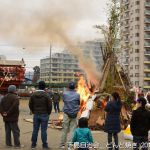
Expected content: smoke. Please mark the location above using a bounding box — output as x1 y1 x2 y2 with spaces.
0 0 101 84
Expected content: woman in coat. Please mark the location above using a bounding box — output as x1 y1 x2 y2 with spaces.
104 92 122 150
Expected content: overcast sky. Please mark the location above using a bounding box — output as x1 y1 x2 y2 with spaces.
0 0 109 71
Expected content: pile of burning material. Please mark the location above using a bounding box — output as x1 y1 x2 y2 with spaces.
77 77 130 130
50 76 130 130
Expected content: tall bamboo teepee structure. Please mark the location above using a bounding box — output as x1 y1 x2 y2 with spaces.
96 0 132 98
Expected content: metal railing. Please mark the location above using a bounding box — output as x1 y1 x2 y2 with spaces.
144 27 150 30
145 2 150 7
145 18 150 23
145 10 150 15
144 34 150 38
144 42 150 46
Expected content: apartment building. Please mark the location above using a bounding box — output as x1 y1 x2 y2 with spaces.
121 0 150 91
40 40 103 84
40 52 82 84
79 40 103 71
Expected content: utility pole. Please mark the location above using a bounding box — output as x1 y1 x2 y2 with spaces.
49 44 52 89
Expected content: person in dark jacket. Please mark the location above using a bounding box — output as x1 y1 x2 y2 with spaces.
60 82 80 148
130 97 150 150
52 91 60 113
104 92 122 150
29 81 52 149
0 85 23 148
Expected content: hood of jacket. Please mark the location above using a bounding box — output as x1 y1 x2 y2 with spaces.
33 90 47 98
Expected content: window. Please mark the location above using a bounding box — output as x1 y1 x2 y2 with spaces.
130 65 133 69
135 49 139 53
135 17 140 21
135 73 139 77
135 25 140 29
135 41 139 45
135 33 139 37
135 81 139 86
135 1 140 5
130 74 133 77
130 26 133 30
135 57 139 61
135 65 139 69
125 20 129 25
135 9 140 13
130 57 133 61
121 22 123 26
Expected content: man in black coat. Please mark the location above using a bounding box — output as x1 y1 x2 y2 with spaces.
29 81 52 149
130 97 150 150
0 85 23 148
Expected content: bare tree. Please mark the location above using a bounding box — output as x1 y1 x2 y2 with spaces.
96 0 121 56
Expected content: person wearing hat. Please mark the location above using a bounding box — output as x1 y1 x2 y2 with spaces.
60 82 80 148
0 85 24 148
29 81 52 149
130 97 150 150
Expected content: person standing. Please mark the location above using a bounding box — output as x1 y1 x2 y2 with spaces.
60 82 80 148
52 91 60 113
130 97 150 150
72 117 93 150
29 81 52 149
146 93 150 111
104 92 122 150
0 85 23 148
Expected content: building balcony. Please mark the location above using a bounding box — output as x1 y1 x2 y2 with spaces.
145 2 150 7
144 69 150 72
144 42 150 47
124 24 129 28
143 86 150 89
125 55 129 58
144 61 150 64
125 40 129 43
145 10 150 15
123 30 130 35
124 17 130 20
144 34 150 39
144 27 150 31
144 51 150 55
144 77 150 81
124 0 129 4
145 18 150 23
124 62 129 65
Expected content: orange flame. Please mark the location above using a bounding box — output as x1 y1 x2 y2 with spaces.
77 76 91 112
58 113 64 120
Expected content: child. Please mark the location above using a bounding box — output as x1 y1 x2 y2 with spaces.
72 117 93 150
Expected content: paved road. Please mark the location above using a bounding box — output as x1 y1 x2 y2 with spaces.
0 99 142 150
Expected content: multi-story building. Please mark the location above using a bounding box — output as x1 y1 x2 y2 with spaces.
121 0 150 91
79 40 103 71
40 52 82 84
40 39 121 85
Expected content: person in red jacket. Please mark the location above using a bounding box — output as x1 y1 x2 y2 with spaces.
0 85 23 148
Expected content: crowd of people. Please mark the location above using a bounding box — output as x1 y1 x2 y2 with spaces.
0 81 150 150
